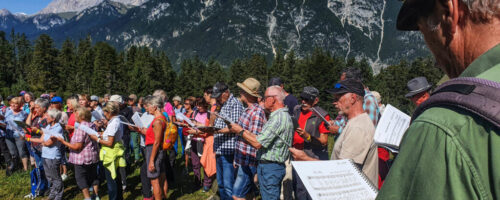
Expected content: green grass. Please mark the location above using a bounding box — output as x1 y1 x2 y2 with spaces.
0 155 217 200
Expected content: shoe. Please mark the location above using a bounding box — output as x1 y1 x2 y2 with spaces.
23 193 33 199
122 185 127 191
61 174 68 181
203 186 210 193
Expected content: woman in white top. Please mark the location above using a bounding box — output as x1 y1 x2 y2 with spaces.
89 102 125 200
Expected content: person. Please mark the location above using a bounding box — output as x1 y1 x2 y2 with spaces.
405 76 432 106
185 98 214 192
4 96 29 171
137 97 146 113
291 86 331 200
22 92 34 114
25 98 50 172
89 102 126 200
127 94 141 163
152 89 174 122
180 97 195 174
103 94 111 107
108 95 131 190
0 95 14 176
290 79 379 186
27 109 64 200
49 92 56 100
230 85 294 200
50 96 69 125
90 95 103 117
211 82 244 200
378 0 500 198
268 77 298 116
137 96 169 200
230 78 267 200
65 96 79 139
371 91 385 115
200 87 217 192
172 95 186 158
55 107 100 200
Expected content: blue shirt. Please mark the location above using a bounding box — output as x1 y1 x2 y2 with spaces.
0 105 6 137
41 123 64 159
5 109 28 138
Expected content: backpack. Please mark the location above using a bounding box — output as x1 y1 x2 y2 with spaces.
161 112 178 150
30 166 48 198
412 77 500 129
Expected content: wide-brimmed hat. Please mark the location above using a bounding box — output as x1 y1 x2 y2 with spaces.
237 78 261 98
405 77 432 98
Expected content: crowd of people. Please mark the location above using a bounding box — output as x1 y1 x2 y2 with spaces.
1 0 500 199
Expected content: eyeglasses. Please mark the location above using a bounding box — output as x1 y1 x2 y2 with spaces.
332 93 348 103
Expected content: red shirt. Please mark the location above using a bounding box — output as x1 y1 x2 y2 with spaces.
145 115 166 146
292 110 331 149
67 113 76 139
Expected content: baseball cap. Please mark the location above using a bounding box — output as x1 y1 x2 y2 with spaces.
172 96 182 102
300 86 319 101
50 96 63 103
211 82 229 98
19 91 26 96
268 77 283 86
397 0 436 31
326 79 365 97
109 95 124 104
90 95 99 101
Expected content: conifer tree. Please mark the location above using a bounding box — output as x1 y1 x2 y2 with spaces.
28 34 58 93
91 42 116 95
57 39 76 93
76 36 94 93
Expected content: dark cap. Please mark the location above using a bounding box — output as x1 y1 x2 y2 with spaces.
211 82 229 98
268 77 283 86
397 0 436 31
300 86 319 101
326 79 365 97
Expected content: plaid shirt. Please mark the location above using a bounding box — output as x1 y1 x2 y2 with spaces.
68 121 99 165
234 103 266 166
214 94 244 155
256 107 294 163
335 89 380 134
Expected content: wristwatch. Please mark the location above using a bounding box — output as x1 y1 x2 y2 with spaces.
239 130 245 137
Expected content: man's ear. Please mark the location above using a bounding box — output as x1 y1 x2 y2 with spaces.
446 0 460 34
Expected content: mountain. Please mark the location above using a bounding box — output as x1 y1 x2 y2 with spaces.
39 0 148 14
0 0 429 71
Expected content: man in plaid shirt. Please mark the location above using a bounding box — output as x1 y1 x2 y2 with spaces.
232 78 267 199
211 82 244 200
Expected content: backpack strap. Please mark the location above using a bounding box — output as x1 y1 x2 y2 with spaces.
412 77 500 129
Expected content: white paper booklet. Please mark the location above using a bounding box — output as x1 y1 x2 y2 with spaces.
292 159 378 200
374 104 411 150
140 113 155 128
79 125 98 136
131 112 144 128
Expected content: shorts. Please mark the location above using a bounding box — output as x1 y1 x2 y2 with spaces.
5 137 28 158
145 145 165 179
74 163 99 190
233 165 257 198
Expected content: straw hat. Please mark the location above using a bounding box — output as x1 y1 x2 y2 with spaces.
237 78 262 98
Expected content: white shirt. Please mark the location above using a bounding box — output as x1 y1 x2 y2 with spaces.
102 116 123 143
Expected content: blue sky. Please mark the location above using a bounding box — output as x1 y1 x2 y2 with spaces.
0 0 52 15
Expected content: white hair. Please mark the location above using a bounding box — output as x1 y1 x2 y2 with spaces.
34 98 50 109
144 95 164 110
461 0 500 22
153 89 168 102
267 86 286 103
47 109 62 122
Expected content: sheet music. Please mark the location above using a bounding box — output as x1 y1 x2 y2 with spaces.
176 113 195 127
292 160 377 200
140 113 155 128
131 112 144 128
374 104 411 149
78 125 98 136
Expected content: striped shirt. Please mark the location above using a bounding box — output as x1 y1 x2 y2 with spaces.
234 103 267 166
214 94 244 155
256 107 293 163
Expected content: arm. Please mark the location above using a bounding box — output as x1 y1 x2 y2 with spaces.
289 147 318 161
230 124 262 149
148 120 164 172
57 138 84 151
97 135 114 147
